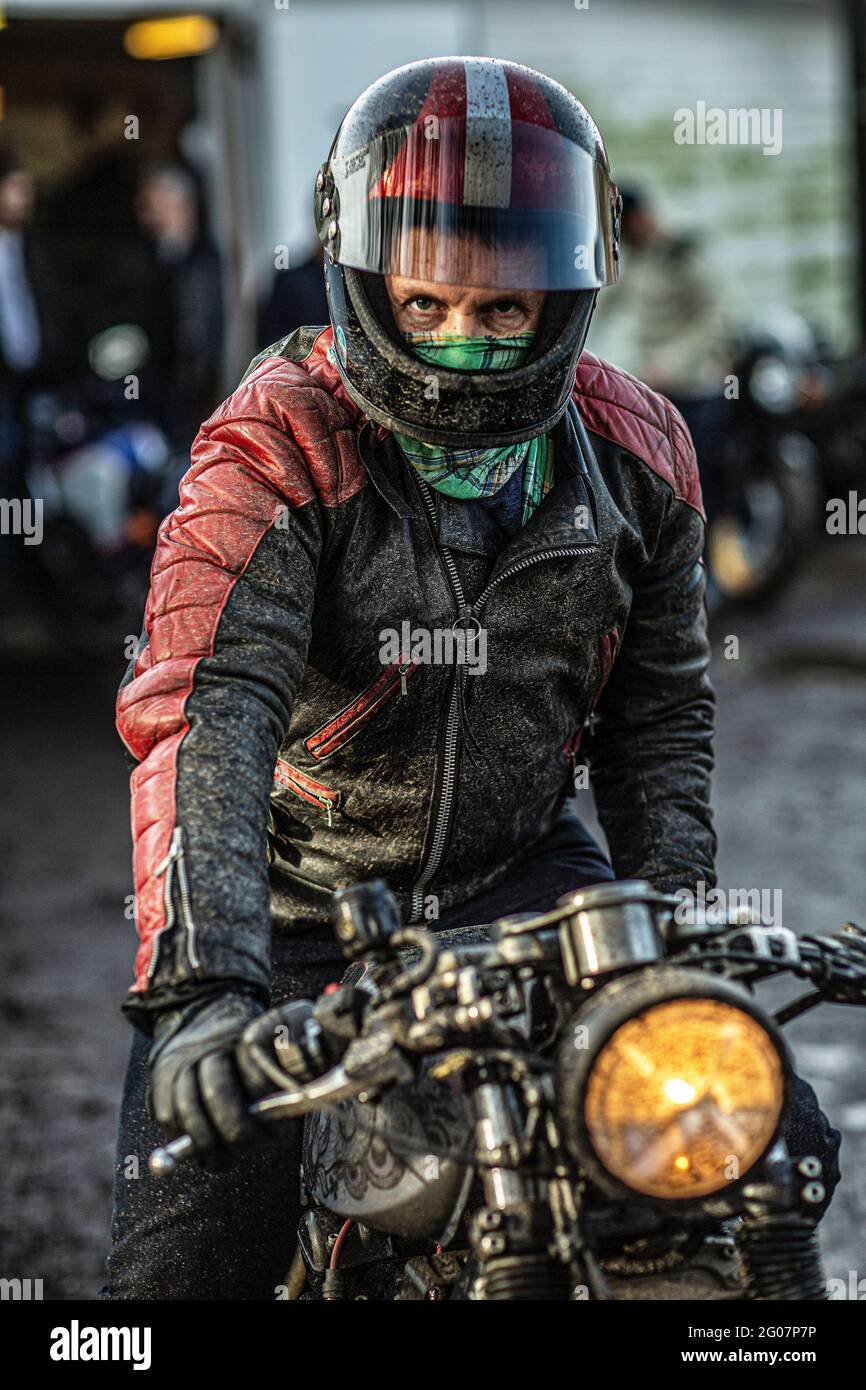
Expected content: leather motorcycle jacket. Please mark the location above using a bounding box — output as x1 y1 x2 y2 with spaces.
117 326 716 1026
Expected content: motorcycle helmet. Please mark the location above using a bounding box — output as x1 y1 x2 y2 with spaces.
313 57 621 447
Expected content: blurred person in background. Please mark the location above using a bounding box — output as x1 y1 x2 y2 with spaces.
258 236 329 348
0 148 60 588
135 164 224 448
103 58 838 1300
44 97 146 377
590 187 731 520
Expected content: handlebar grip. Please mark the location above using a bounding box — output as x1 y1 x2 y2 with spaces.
148 1096 276 1175
147 1064 361 1176
149 1095 269 1176
147 1087 316 1177
148 1051 405 1176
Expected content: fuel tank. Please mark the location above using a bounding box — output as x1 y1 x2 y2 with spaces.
301 1063 473 1239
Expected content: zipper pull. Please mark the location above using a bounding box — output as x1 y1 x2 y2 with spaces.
453 606 481 665
155 826 182 876
399 658 412 695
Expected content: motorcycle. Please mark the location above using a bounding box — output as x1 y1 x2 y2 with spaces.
799 349 866 510
150 877 866 1301
703 307 825 609
24 324 186 637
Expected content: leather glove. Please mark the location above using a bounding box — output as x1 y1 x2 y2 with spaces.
149 984 368 1169
148 989 270 1169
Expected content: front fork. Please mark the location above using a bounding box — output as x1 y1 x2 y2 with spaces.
734 1140 829 1300
466 1065 591 1300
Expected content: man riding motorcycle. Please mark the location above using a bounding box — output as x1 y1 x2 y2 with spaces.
102 58 839 1300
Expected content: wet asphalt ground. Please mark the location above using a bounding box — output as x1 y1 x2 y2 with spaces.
1 536 864 1299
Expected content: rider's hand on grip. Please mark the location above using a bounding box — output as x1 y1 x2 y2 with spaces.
147 989 268 1170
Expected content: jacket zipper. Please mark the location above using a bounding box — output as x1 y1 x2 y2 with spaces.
563 625 621 762
305 655 418 761
274 759 342 826
150 826 200 979
592 625 621 730
471 544 598 619
407 474 597 922
407 478 470 921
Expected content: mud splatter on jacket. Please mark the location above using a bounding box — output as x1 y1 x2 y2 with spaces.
117 325 716 1025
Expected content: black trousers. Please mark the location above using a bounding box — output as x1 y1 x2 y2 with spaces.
101 807 841 1299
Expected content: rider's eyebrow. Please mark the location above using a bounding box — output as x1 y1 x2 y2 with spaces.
387 282 448 304
401 289 447 302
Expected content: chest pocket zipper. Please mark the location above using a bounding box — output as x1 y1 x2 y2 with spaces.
273 759 342 826
563 626 622 763
304 654 418 762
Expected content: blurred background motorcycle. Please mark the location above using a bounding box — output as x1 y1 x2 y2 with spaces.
24 323 186 642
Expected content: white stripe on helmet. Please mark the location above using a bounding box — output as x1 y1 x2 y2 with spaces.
463 59 512 209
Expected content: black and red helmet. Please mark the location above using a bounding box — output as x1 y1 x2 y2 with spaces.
315 57 621 447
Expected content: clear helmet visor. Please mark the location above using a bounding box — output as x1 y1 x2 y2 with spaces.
325 119 618 292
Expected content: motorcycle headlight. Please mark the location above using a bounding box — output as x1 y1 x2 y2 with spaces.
557 968 788 1202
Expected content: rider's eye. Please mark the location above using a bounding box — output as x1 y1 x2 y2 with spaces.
410 296 435 311
489 300 521 317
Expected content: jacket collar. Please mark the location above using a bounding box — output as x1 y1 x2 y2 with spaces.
360 398 599 561
307 330 600 559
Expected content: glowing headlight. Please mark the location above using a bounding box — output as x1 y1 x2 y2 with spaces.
557 969 788 1202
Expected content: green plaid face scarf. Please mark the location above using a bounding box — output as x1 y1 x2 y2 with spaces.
393 333 554 527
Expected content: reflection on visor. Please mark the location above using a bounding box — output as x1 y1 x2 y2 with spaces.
328 121 617 291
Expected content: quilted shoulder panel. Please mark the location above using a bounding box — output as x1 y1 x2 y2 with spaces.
202 327 366 509
574 351 704 518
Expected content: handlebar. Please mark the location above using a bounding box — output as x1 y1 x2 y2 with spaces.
148 911 866 1178
148 1036 412 1176
148 1060 378 1176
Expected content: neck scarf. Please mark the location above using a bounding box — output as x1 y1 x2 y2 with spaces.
392 333 554 529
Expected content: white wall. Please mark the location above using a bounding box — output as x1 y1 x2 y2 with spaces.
471 0 852 343
248 0 852 340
